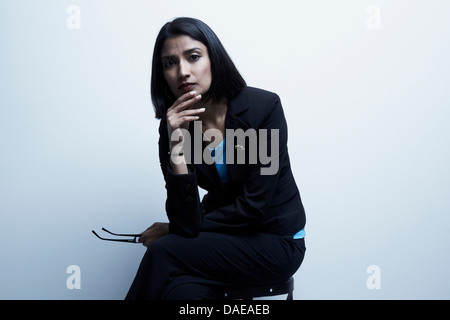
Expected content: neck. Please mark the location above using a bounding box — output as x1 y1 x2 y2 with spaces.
196 98 228 126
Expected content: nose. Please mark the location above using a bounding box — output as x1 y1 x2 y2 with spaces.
178 59 190 79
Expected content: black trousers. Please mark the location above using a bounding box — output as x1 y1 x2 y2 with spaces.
125 231 306 300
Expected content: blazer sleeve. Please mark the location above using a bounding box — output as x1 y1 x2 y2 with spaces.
201 94 288 232
158 118 204 237
158 93 289 236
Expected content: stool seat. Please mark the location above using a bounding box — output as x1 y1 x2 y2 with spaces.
214 277 294 300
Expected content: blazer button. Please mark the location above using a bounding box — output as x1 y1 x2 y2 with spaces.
186 195 194 203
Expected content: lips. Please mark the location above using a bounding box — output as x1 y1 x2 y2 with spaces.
179 83 196 91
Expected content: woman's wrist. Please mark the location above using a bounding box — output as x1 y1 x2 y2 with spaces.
169 151 188 172
169 151 184 157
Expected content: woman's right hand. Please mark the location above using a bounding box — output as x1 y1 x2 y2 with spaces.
166 91 204 150
138 222 169 247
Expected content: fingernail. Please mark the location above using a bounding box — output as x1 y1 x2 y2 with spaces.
199 108 205 111
196 94 202 99
190 91 196 95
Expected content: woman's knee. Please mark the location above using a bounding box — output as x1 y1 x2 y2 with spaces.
145 233 183 259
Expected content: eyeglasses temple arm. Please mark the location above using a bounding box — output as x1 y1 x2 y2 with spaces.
101 227 142 237
92 230 138 243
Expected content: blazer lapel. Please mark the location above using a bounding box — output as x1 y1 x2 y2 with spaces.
224 90 251 188
186 88 252 191
185 121 222 191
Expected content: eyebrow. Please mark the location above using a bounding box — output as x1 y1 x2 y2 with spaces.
162 47 203 60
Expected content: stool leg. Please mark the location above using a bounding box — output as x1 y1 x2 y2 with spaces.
287 290 293 300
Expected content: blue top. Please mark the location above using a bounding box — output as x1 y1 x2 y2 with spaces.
208 139 228 184
293 228 305 239
208 139 304 239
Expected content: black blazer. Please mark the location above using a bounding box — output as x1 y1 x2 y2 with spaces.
158 86 306 237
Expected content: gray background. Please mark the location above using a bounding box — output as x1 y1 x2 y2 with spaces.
1 0 449 299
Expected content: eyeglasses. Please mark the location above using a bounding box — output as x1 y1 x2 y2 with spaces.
92 228 142 243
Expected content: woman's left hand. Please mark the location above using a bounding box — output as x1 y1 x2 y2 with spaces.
138 222 169 246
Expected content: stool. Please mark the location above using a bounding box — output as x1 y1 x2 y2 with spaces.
214 277 294 300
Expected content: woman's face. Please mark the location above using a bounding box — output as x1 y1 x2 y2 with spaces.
161 35 212 99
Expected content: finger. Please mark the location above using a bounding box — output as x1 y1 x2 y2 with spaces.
178 107 205 118
169 92 202 113
181 115 201 123
140 234 153 246
176 90 198 105
167 107 205 130
170 96 201 116
168 108 204 124
138 228 151 243
167 91 195 112
169 115 203 130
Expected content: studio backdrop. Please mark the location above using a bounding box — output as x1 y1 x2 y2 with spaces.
1 0 449 299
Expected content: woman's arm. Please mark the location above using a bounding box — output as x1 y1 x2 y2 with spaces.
158 92 291 236
158 120 204 237
166 91 203 175
158 91 205 237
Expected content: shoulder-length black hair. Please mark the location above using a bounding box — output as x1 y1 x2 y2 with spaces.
151 17 246 119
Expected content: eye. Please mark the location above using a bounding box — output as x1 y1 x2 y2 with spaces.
189 54 201 62
163 59 175 68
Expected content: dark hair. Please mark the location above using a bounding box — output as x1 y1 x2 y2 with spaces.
151 17 246 119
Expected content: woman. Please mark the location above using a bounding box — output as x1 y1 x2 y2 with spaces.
125 17 306 300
